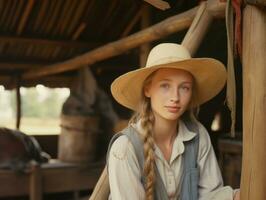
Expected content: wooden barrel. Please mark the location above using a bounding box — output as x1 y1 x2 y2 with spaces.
58 115 99 163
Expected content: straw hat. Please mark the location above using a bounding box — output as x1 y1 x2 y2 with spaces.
111 43 226 111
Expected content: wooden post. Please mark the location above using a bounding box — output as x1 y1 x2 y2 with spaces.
15 76 21 130
29 163 42 200
241 5 266 200
182 1 213 56
140 4 151 67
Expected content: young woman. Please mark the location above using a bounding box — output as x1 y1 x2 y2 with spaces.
108 43 240 200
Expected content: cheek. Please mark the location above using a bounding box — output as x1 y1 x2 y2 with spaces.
150 93 166 108
181 91 192 104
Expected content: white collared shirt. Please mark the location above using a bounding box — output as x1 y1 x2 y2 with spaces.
108 120 235 200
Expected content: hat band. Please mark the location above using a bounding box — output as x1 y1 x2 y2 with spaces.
146 56 191 67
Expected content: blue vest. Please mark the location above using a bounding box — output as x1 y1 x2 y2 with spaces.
107 119 199 200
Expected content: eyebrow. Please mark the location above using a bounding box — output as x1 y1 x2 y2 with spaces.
159 79 192 84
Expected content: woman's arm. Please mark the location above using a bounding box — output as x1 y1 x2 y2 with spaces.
197 122 238 200
108 135 145 200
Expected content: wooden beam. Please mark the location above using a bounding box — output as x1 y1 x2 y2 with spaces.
17 0 35 35
72 22 87 40
143 0 170 10
0 36 101 49
22 6 199 80
140 4 152 67
21 0 226 80
181 0 226 55
0 63 45 70
207 0 226 18
0 75 74 89
182 1 213 56
241 5 266 200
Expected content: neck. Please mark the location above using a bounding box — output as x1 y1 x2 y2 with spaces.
153 115 179 147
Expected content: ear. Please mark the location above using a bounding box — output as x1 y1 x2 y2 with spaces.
144 84 151 98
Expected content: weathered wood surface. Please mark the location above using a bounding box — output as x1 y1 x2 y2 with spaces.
21 0 226 80
58 115 99 163
29 164 42 200
241 5 266 200
22 6 198 79
182 1 213 56
0 160 104 198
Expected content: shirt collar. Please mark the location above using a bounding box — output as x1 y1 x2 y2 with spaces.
130 119 197 142
176 119 197 142
131 119 198 165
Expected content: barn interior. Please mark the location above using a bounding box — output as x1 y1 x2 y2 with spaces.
0 0 245 199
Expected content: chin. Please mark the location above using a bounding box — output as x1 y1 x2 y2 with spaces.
164 113 181 121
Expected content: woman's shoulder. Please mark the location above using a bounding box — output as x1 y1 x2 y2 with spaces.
194 121 212 152
195 121 210 140
182 119 210 143
109 126 140 161
191 120 217 162
109 134 132 160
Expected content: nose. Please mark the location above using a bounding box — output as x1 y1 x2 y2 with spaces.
170 89 179 103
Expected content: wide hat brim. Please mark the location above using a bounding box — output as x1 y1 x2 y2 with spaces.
111 58 226 111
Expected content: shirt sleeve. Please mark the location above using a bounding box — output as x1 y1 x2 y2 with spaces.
197 122 235 200
108 135 145 200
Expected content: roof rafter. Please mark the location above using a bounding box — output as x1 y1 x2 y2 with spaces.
0 36 102 49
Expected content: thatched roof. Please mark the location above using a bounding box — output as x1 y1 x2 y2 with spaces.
0 0 210 89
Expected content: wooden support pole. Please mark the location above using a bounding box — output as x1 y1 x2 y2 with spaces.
15 76 21 130
207 0 226 18
88 166 109 200
140 4 152 67
241 5 266 200
182 1 213 56
29 163 42 200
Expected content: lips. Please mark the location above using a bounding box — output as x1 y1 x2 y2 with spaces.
165 106 181 113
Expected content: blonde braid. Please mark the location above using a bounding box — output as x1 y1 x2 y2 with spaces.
128 71 157 199
140 99 156 200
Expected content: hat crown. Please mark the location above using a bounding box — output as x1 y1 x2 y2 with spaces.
146 43 191 67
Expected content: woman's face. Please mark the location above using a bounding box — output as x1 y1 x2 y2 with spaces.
144 68 193 121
